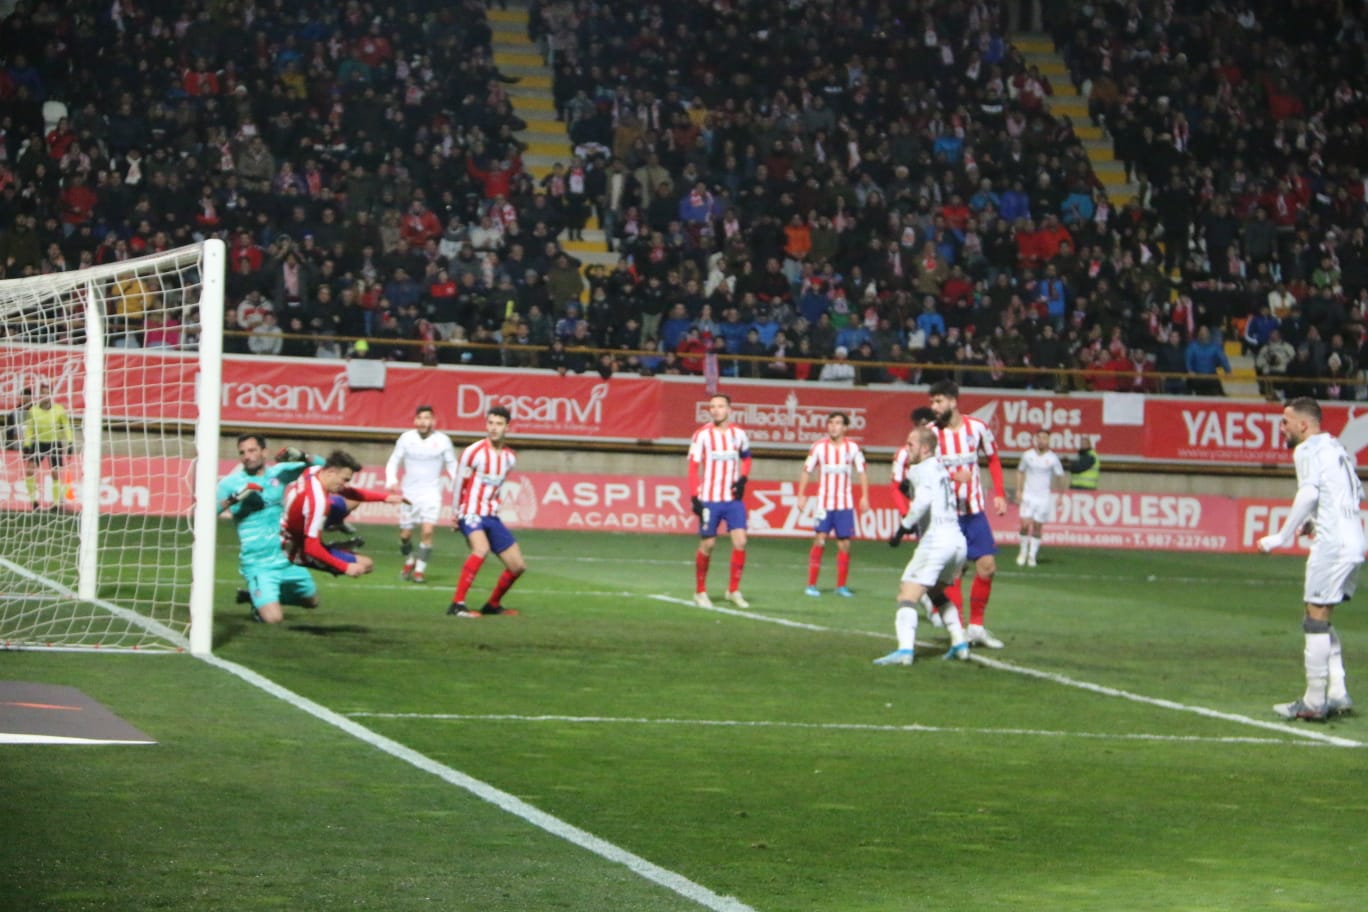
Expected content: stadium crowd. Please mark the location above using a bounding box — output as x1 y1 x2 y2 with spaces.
0 0 1364 397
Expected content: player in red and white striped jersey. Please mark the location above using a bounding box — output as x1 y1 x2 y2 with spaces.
281 450 404 577
928 380 1009 649
447 406 526 618
797 413 869 596
687 394 753 608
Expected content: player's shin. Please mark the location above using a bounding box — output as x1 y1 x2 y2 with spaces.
454 554 485 603
1328 628 1348 701
416 544 432 574
836 551 850 588
1303 617 1333 708
489 568 523 607
895 602 919 651
807 543 823 586
944 576 965 622
970 575 993 626
695 551 710 593
931 589 965 645
728 550 746 593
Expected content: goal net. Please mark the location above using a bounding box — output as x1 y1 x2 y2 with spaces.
0 240 224 653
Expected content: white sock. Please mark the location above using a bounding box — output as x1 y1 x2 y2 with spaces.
1328 628 1348 701
415 559 427 573
1303 632 1332 708
1029 536 1041 560
895 605 919 651
941 603 965 646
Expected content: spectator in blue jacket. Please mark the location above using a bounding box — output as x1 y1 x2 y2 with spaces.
1185 326 1232 396
916 296 947 339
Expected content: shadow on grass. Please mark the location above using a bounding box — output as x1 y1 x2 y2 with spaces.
288 624 372 636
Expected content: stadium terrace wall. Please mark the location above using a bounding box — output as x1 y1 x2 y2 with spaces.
5 347 1365 468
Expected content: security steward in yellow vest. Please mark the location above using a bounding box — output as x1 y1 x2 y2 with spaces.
1068 437 1100 490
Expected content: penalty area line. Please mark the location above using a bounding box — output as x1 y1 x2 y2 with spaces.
197 653 755 912
347 711 1330 749
647 594 1366 750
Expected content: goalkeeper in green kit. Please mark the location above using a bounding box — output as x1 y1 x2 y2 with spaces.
217 434 324 624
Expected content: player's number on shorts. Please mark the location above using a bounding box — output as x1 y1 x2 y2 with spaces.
701 506 711 526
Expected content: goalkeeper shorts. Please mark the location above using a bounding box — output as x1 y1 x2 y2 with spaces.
243 563 317 609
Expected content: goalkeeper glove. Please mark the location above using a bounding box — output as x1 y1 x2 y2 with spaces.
275 446 307 463
690 495 704 519
897 478 912 498
731 476 748 499
227 482 265 512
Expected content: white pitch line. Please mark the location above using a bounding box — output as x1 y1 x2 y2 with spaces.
647 594 1366 750
198 653 755 912
347 711 1327 749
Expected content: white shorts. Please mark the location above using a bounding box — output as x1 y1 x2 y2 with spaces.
901 535 967 588
399 494 442 530
1019 495 1053 524
1304 548 1364 605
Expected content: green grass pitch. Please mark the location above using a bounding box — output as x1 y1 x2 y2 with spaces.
3 523 1366 911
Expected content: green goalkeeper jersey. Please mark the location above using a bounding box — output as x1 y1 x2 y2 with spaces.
217 462 312 568
22 402 74 446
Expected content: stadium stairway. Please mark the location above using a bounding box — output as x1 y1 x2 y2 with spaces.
1013 33 1139 209
489 5 619 293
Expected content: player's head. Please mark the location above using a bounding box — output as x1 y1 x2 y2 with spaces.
910 427 939 464
1281 397 1322 449
909 406 936 428
236 433 268 472
826 411 850 440
319 449 362 492
1033 429 1051 451
708 394 732 426
414 404 435 436
33 382 52 406
486 405 511 442
927 380 959 427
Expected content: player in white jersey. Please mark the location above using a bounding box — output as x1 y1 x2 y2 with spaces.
890 407 944 626
447 406 525 618
797 412 870 597
1014 429 1066 567
874 427 971 665
688 393 752 608
929 380 1008 648
386 405 458 584
1258 397 1365 721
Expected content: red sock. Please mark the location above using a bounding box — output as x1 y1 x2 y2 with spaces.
970 575 993 627
729 550 746 593
695 550 710 593
945 576 965 624
836 551 850 588
453 554 484 604
807 543 823 586
488 568 523 606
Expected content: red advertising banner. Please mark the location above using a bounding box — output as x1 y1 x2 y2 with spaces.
5 344 1368 467
0 452 1327 556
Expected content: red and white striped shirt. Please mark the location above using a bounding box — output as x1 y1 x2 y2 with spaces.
935 415 997 515
688 423 751 502
455 438 515 517
803 438 866 510
280 467 388 572
890 444 913 512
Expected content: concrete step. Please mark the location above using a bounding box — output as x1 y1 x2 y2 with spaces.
488 8 525 24
1014 36 1053 55
1074 123 1104 141
1023 57 1069 78
511 94 556 114
1081 138 1116 161
494 40 538 55
494 50 543 68
523 139 570 157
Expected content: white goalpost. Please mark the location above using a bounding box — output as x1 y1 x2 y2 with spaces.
0 239 224 654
